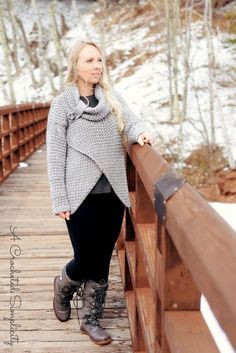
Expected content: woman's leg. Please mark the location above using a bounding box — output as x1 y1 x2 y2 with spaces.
86 190 125 282
64 189 125 282
64 192 101 281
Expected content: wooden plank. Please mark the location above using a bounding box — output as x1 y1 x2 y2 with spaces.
165 311 220 353
117 249 126 285
135 223 156 291
128 191 136 222
1 341 133 353
0 328 131 342
125 290 136 348
124 241 136 289
136 288 156 353
0 317 130 331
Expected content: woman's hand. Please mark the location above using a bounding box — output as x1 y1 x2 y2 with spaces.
56 211 70 220
137 132 153 146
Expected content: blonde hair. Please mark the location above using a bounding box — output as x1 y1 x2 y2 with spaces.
65 39 126 140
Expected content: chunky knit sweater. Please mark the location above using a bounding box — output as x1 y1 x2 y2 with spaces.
46 82 148 215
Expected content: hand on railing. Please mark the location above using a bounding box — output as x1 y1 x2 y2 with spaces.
56 211 70 220
137 132 153 146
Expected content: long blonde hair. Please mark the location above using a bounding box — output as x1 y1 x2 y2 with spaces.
65 39 125 139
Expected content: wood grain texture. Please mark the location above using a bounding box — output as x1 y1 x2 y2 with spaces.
165 311 220 353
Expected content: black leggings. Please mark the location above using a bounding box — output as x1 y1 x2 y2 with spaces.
64 189 125 283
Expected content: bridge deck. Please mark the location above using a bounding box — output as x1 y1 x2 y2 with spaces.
0 144 132 353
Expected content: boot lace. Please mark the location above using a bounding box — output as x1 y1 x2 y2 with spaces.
73 283 84 310
58 285 75 307
84 281 108 326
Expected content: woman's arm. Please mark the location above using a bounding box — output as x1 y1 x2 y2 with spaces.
46 97 71 215
114 92 153 145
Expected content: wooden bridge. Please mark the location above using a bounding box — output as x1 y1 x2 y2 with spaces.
0 103 236 353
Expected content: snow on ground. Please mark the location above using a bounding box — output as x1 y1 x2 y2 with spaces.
113 19 236 167
1 1 236 352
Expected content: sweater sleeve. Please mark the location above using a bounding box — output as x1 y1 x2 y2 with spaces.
114 91 149 144
46 97 71 215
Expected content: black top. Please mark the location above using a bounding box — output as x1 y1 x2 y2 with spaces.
80 94 98 108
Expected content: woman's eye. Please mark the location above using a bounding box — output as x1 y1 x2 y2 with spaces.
86 59 102 62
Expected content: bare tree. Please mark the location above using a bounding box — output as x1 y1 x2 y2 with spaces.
6 0 21 75
96 0 111 84
181 0 194 121
204 0 216 147
45 58 57 94
14 15 38 88
0 2 16 103
49 1 64 91
0 76 9 104
15 15 39 68
31 0 45 84
60 13 69 37
163 0 175 122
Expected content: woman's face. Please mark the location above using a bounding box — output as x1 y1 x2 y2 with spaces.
76 45 103 86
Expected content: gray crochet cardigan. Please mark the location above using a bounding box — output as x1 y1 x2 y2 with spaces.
46 83 148 215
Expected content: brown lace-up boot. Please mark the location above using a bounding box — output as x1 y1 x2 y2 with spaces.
76 279 112 345
53 265 84 322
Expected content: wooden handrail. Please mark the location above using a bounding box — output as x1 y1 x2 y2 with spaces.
117 142 236 353
0 102 50 115
0 103 50 183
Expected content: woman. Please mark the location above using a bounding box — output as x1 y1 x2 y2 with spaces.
46 39 152 346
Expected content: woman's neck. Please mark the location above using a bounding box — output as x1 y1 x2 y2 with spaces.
77 80 95 96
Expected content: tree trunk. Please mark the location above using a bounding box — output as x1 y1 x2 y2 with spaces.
49 1 64 91
15 15 39 68
31 0 45 84
97 0 111 84
60 14 69 37
0 3 16 103
6 0 21 75
0 76 10 104
204 0 216 147
163 0 174 121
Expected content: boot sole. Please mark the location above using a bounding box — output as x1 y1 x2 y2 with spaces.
80 327 112 345
53 276 70 322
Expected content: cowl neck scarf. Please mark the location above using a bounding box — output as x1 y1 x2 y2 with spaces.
65 83 111 122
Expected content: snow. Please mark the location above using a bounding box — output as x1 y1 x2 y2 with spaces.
114 21 236 167
210 202 236 230
1 1 236 352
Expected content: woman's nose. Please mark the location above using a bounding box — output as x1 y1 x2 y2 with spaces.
94 61 102 70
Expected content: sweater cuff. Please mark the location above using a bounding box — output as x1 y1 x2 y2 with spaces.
51 198 71 215
131 120 148 144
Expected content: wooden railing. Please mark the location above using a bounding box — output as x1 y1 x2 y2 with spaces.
0 103 50 184
117 142 236 353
